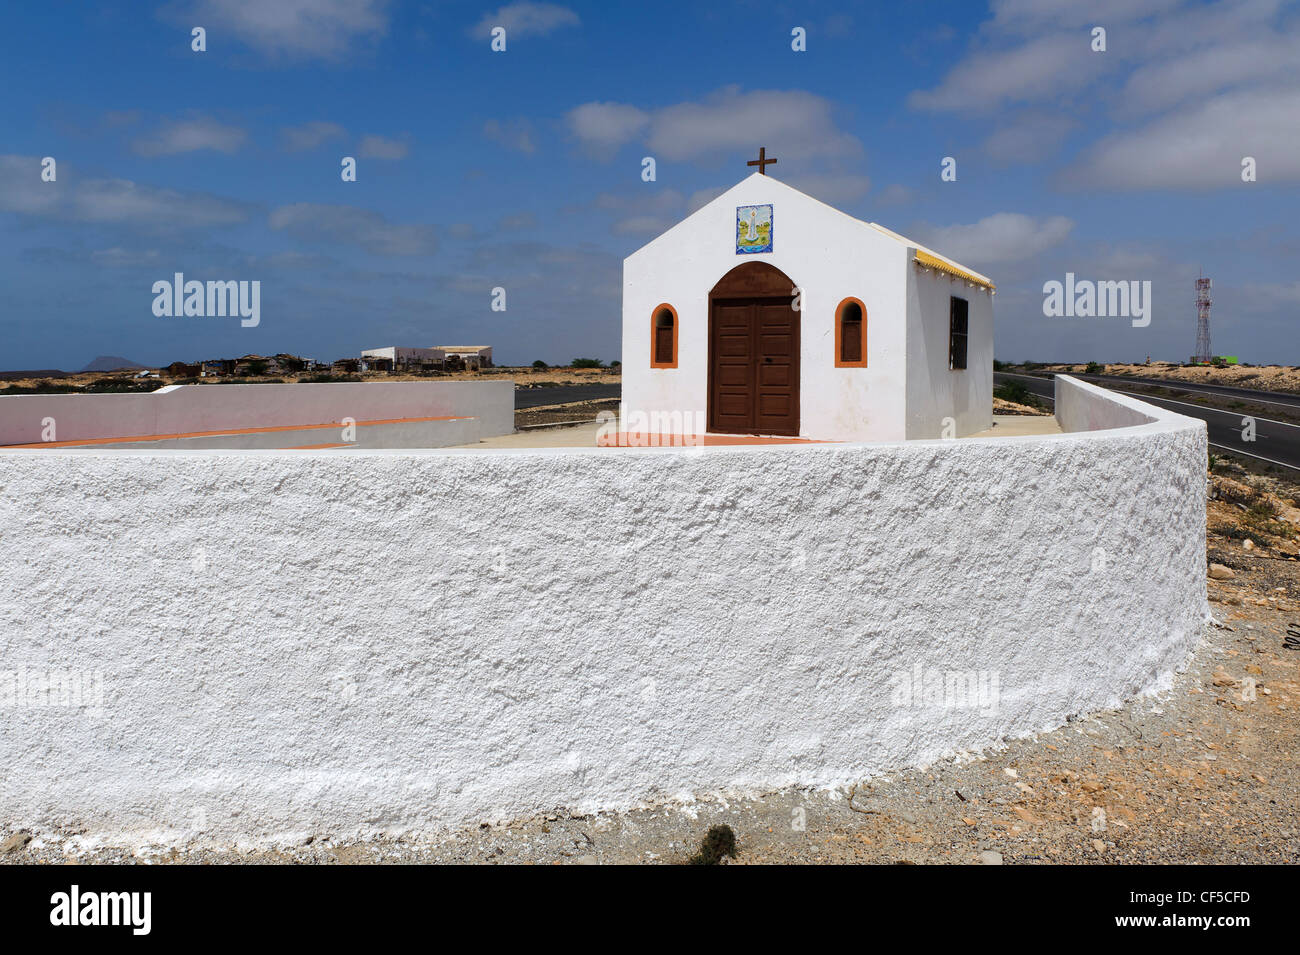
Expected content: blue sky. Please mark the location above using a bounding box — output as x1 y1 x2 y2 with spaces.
2 0 1298 370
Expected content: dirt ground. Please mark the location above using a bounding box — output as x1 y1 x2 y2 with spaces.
3 457 1297 866
515 398 620 428
1039 362 1300 395
993 396 1051 416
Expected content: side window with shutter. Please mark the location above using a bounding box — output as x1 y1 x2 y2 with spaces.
949 296 968 370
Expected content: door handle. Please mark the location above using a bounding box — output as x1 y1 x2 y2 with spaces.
764 356 773 363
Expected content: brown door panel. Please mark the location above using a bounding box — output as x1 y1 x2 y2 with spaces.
709 294 800 436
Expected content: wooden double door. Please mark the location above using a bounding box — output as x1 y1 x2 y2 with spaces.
708 295 800 436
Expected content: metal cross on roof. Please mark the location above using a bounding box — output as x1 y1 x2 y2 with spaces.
747 146 777 175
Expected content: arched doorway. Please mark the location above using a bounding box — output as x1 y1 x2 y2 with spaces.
707 261 800 436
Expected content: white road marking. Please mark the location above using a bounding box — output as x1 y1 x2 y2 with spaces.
1209 443 1300 473
1108 391 1300 430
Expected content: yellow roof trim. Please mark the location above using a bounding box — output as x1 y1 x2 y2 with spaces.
913 250 995 290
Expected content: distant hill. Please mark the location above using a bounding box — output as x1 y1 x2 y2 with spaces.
0 369 70 381
81 356 147 372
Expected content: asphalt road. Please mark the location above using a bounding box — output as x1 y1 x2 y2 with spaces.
1075 372 1300 410
995 371 1300 473
514 383 621 409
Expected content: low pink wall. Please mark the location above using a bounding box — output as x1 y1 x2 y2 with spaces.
0 381 514 446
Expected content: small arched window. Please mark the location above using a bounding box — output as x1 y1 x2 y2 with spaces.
835 297 867 367
650 304 677 368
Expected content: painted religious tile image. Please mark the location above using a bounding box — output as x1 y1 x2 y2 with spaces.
736 203 773 254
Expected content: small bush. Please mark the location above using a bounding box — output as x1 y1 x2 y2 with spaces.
571 358 604 368
532 360 548 370
688 824 737 865
1247 499 1277 521
994 380 1032 405
0 381 81 396
84 378 163 394
1085 361 1102 375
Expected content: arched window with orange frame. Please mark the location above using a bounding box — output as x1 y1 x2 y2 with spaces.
650 304 678 368
834 297 867 367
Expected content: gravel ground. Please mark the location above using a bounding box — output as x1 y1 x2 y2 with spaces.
4 463 1297 866
514 397 619 427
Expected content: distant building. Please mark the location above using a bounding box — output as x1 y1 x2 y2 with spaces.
271 353 307 374
438 346 493 369
201 359 236 377
361 346 446 367
358 345 493 371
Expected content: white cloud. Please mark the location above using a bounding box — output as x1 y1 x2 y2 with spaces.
1117 31 1300 116
471 2 579 39
1240 280 1300 308
358 135 409 159
133 115 247 156
1064 86 1300 188
281 121 346 151
483 118 536 154
987 0 1184 32
686 186 727 213
923 0 1289 115
565 102 649 155
908 0 1300 190
783 173 871 205
874 184 914 206
913 213 1075 266
613 215 675 235
647 87 860 162
91 247 162 267
592 188 685 235
908 33 1100 112
0 156 252 228
567 86 861 164
72 179 251 226
499 212 537 231
177 0 390 59
269 203 436 255
983 113 1077 162
0 156 61 215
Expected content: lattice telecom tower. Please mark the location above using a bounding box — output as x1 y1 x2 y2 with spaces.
1194 272 1212 363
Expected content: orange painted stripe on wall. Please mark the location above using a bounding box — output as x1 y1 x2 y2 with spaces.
598 432 833 447
4 415 472 449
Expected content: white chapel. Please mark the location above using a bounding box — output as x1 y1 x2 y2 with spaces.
621 158 995 442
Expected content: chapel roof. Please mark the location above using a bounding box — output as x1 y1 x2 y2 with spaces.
628 171 996 290
862 218 995 291
749 173 996 291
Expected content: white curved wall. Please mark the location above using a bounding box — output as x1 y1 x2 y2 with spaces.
0 378 1206 842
